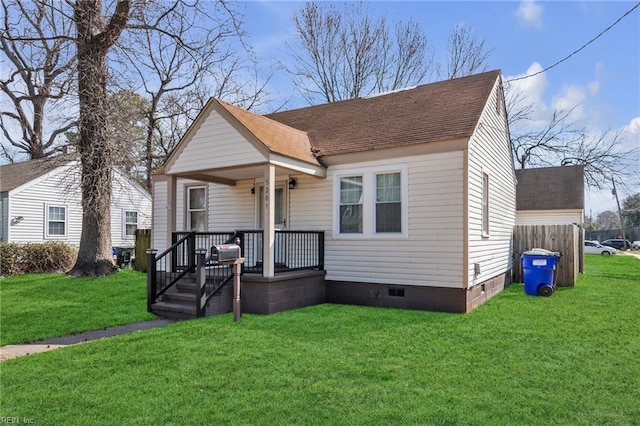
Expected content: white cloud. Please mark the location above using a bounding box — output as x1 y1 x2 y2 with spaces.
625 117 640 135
515 0 543 29
505 62 550 128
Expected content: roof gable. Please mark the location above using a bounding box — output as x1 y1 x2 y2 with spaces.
516 165 585 211
267 70 501 156
216 100 319 166
0 154 77 193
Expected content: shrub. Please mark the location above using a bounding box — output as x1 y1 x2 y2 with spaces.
0 242 78 276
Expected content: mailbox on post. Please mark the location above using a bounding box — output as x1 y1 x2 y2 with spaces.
211 244 241 263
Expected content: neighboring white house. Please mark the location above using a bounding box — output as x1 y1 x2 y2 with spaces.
150 70 516 314
0 155 152 248
515 165 585 227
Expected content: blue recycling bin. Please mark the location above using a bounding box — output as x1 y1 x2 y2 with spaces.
521 249 561 296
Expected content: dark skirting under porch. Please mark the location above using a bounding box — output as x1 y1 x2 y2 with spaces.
326 271 511 314
241 270 326 314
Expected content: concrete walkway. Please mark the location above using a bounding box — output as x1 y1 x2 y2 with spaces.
0 318 174 362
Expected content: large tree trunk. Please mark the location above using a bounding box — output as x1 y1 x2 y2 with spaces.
68 0 130 277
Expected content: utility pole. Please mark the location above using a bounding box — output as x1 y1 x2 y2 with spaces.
612 177 627 248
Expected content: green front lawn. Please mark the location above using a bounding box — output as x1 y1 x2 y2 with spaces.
0 269 154 346
1 256 639 424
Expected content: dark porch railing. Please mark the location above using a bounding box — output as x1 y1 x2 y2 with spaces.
147 230 324 315
234 230 324 274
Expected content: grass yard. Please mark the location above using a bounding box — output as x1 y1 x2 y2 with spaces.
1 255 639 425
0 269 154 346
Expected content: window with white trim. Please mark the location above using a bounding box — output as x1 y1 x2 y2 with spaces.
124 210 138 237
376 172 401 233
187 186 206 232
334 165 407 238
46 205 67 238
482 172 489 236
340 175 363 233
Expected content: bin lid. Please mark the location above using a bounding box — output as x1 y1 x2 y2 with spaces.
522 248 561 257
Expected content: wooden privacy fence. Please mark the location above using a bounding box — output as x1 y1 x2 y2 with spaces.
513 224 581 287
135 229 151 272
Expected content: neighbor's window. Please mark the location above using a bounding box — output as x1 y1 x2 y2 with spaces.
187 186 206 232
46 205 67 238
340 176 363 233
376 172 401 233
482 172 489 235
124 210 138 237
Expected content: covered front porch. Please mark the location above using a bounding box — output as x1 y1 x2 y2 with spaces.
146 229 326 319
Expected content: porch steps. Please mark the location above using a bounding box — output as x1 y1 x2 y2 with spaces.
150 274 232 320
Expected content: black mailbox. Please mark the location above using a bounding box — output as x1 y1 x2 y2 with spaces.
211 244 241 262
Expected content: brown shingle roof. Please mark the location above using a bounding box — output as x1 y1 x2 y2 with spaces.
515 165 585 211
216 99 320 166
267 70 501 156
0 154 77 193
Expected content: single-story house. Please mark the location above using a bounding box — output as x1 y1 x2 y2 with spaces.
515 165 585 227
148 70 516 318
0 155 152 252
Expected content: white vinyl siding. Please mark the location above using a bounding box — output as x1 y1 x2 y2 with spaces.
168 108 265 174
516 210 584 226
7 162 151 247
110 170 152 248
467 77 516 288
8 164 82 243
293 153 463 288
208 180 255 232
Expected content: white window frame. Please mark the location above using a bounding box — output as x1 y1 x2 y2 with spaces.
123 209 138 238
186 185 207 232
332 164 408 239
45 204 68 239
482 171 490 237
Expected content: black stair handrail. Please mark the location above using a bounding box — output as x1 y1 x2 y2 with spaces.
147 233 194 312
196 232 241 317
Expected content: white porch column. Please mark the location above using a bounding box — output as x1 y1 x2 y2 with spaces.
167 175 177 271
167 175 177 245
263 164 276 277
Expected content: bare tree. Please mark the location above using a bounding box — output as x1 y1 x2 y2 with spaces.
444 23 493 79
506 83 639 190
284 1 435 104
0 0 76 161
112 1 270 190
69 0 131 276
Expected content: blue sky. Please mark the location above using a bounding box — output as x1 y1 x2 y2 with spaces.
240 0 640 216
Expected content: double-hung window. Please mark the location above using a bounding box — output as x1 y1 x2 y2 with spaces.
376 172 401 233
187 186 206 232
339 176 363 233
334 165 406 238
124 210 138 237
46 205 67 238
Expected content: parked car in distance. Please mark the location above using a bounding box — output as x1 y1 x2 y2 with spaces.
585 241 617 256
601 239 632 251
632 241 640 250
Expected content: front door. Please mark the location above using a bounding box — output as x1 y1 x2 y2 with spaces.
258 184 286 229
257 184 287 267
